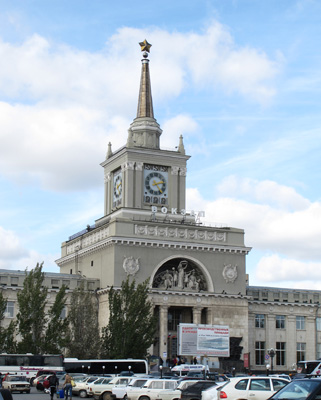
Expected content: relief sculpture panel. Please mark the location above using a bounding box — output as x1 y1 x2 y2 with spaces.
152 259 207 292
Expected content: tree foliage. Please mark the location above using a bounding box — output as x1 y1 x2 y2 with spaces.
101 277 157 359
44 285 69 354
0 291 17 353
16 262 69 354
16 262 48 353
67 281 101 358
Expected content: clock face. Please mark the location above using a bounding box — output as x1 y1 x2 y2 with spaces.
113 171 122 204
144 166 168 204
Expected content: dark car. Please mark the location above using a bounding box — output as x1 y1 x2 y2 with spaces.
180 380 217 400
268 378 321 400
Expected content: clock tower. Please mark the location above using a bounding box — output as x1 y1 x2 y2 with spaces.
101 40 190 221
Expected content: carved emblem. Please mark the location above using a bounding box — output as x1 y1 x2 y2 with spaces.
222 264 238 283
123 256 140 276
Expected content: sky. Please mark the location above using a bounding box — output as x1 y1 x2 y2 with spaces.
0 0 321 290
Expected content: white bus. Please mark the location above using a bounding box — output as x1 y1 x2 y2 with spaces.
0 353 64 380
297 360 321 375
63 358 149 376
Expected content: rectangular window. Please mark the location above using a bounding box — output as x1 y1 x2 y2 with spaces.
296 316 305 330
276 315 285 329
11 277 18 286
317 317 321 331
297 342 306 363
255 341 265 365
255 314 265 328
5 301 14 318
276 342 286 365
317 343 321 359
168 309 182 331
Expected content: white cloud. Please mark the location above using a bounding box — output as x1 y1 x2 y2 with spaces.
187 177 321 285
161 114 199 149
0 23 280 191
256 254 321 289
0 227 28 261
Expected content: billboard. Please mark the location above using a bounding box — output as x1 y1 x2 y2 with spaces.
177 323 230 357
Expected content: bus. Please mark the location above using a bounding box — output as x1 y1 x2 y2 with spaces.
297 360 321 375
63 358 149 376
0 354 64 381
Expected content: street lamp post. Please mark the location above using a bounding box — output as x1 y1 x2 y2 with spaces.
268 349 276 373
102 365 105 376
115 366 118 376
129 365 131 375
160 365 163 379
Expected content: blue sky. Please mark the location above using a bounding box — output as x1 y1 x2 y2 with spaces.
0 0 321 289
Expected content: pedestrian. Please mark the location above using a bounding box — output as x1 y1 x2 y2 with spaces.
64 373 73 400
48 373 59 400
0 389 12 400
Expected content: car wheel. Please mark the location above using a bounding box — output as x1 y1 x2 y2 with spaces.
79 389 88 398
103 392 113 400
139 396 150 400
26 390 31 394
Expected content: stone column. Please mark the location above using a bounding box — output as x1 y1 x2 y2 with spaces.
179 167 187 211
104 172 111 215
286 315 296 369
307 315 316 359
159 306 168 360
193 307 202 324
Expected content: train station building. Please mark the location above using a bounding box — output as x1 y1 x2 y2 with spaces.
2 42 321 373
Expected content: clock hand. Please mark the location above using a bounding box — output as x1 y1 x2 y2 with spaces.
116 182 122 193
152 180 163 193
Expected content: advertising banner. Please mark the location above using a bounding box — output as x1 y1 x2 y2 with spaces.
178 323 230 357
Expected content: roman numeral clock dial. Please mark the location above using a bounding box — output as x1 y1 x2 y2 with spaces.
144 165 168 205
113 170 122 207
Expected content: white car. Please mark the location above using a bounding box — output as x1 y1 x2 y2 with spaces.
218 376 289 400
113 377 150 399
73 376 111 398
2 375 31 393
127 378 179 400
92 376 134 400
156 379 200 400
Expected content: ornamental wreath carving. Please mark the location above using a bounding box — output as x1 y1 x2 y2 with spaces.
222 263 238 283
152 259 207 292
123 256 140 276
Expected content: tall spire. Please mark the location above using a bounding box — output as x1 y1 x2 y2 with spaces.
137 39 154 118
127 40 162 149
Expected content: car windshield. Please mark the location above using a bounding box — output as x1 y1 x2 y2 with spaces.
272 380 321 400
9 376 25 381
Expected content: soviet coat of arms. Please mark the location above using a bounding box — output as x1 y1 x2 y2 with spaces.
222 263 238 283
123 256 140 276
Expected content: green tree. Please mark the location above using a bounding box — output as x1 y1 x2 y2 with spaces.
101 277 157 359
16 262 48 353
0 291 17 353
67 281 101 358
44 285 69 354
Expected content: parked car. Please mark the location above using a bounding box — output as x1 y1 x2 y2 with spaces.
85 377 114 398
112 377 150 400
218 376 289 400
2 375 31 394
268 378 321 400
156 379 201 400
93 376 135 400
180 381 218 400
73 376 110 398
126 378 179 400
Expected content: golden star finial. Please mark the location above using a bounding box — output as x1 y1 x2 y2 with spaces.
139 39 152 53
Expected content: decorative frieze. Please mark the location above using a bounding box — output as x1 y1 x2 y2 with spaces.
134 224 226 242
